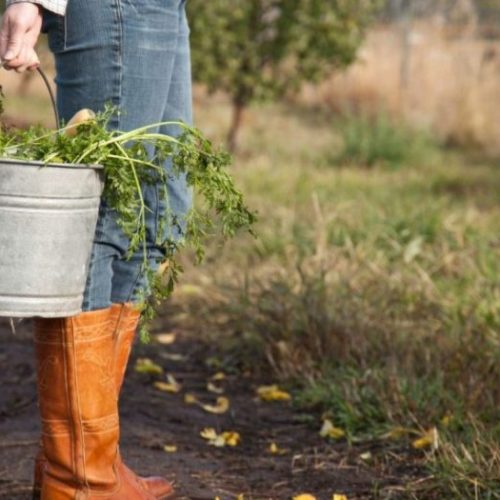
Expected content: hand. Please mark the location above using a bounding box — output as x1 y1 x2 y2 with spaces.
0 3 43 72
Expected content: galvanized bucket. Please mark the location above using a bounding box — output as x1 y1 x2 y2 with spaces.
0 69 104 317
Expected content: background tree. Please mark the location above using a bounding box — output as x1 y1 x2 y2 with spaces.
187 0 379 151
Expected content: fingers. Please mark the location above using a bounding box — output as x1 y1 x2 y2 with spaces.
0 4 43 72
12 45 40 73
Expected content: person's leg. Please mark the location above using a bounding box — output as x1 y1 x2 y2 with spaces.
35 1 189 497
110 0 193 304
45 0 190 312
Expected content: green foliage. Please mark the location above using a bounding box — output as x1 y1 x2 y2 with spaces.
0 105 257 338
332 112 437 168
187 0 379 105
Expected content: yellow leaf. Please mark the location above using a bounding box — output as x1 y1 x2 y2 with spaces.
211 435 227 447
184 393 198 404
207 381 225 394
211 372 226 381
135 358 163 375
237 495 245 500
201 396 230 414
154 373 182 393
382 427 416 440
269 441 287 455
412 427 439 451
319 419 345 440
200 427 241 447
163 444 177 453
154 332 176 345
256 384 292 401
200 427 218 440
333 495 348 500
441 415 453 427
293 495 317 500
154 376 182 393
221 431 241 446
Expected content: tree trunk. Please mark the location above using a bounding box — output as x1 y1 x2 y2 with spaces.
227 99 246 153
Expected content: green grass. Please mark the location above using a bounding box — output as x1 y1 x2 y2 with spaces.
331 111 438 168
5 88 497 497
168 100 500 498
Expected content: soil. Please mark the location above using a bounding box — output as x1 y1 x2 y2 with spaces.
0 317 424 500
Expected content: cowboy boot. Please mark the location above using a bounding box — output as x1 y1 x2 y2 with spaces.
34 308 156 499
110 303 175 499
32 305 174 499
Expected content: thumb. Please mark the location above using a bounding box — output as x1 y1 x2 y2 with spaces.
3 22 24 61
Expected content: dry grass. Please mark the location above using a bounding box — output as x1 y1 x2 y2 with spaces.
299 22 500 155
1 35 499 497
166 94 499 498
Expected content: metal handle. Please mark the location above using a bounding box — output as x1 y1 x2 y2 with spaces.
0 62 60 130
36 67 61 130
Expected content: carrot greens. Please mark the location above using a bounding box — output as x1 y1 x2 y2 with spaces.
0 105 257 339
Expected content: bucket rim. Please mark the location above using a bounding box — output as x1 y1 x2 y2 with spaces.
0 157 103 170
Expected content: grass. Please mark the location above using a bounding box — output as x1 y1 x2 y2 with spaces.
3 72 499 496
332 111 437 168
167 97 500 498
300 23 500 156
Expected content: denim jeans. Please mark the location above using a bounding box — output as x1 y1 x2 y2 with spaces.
42 0 193 311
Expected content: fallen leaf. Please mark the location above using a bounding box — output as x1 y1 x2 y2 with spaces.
211 435 227 447
221 431 240 446
441 415 453 427
207 381 225 394
154 373 182 393
154 332 177 345
412 427 439 451
269 441 287 455
333 495 348 500
163 444 177 453
200 396 230 414
210 372 226 381
135 358 163 375
200 427 241 447
319 419 345 440
359 452 372 461
382 427 416 440
200 427 218 440
184 393 198 404
293 494 317 500
256 384 291 401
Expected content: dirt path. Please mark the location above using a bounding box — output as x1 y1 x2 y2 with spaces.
0 318 419 500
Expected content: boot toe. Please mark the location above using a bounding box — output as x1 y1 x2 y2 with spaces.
143 476 175 499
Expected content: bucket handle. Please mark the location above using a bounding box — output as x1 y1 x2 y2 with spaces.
36 67 61 130
0 62 60 130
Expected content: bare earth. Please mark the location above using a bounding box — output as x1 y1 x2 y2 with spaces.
0 318 423 500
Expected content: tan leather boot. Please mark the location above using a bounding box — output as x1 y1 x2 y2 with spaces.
34 309 156 499
33 305 174 499
110 303 175 499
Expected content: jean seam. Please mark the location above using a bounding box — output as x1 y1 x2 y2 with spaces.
112 0 124 128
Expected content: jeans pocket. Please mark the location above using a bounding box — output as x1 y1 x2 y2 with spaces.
42 11 66 54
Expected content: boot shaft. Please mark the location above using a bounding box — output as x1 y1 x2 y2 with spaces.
34 309 120 494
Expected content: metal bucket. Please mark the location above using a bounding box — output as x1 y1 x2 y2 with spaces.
0 159 103 317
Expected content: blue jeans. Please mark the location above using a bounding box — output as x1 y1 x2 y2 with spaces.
42 0 193 311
